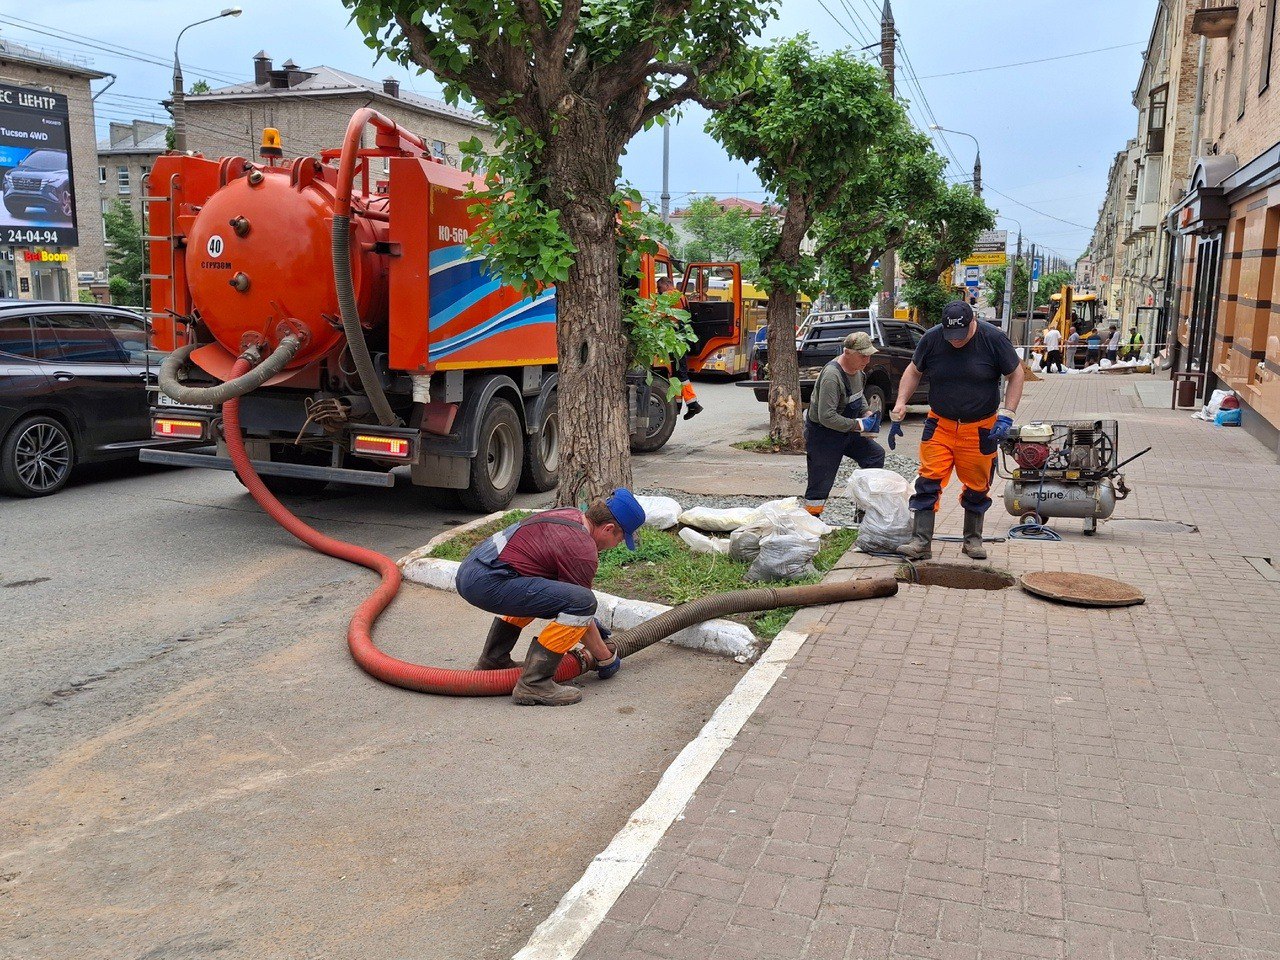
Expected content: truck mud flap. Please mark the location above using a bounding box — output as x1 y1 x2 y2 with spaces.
139 448 396 487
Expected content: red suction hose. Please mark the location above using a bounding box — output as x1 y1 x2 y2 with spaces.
222 358 577 696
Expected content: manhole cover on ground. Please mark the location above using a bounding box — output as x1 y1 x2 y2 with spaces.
1020 571 1145 607
897 561 1016 591
1106 519 1199 535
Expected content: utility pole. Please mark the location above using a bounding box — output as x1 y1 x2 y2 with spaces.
878 0 896 317
1025 243 1037 347
660 123 671 223
973 151 981 197
1002 230 1019 329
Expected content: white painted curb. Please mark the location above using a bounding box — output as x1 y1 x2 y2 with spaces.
397 555 760 662
511 628 811 960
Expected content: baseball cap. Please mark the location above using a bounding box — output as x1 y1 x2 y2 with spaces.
605 487 646 551
843 331 878 356
941 300 975 341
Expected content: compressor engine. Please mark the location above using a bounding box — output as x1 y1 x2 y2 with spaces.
998 420 1148 536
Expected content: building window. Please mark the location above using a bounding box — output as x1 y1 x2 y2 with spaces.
98 165 106 184
117 165 130 194
1264 0 1278 93
1240 14 1254 119
1147 85 1167 153
432 139 446 159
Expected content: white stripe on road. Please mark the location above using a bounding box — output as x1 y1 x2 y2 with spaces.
512 628 812 960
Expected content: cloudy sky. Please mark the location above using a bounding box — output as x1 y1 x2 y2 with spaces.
10 0 1155 260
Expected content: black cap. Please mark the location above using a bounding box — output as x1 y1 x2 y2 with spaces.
941 300 975 341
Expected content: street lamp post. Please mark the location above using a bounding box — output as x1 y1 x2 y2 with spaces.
172 7 242 153
929 124 981 197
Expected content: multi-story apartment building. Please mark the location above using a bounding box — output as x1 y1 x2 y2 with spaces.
97 120 167 224
0 38 107 298
1168 0 1280 454
182 54 494 167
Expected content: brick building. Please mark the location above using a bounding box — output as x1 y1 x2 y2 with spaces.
0 38 107 298
182 54 494 166
97 120 167 224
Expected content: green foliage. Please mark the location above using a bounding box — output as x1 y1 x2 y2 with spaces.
898 183 995 323
676 196 760 279
103 200 144 306
986 264 1077 317
632 208 679 256
1038 269 1075 305
77 288 96 303
189 79 211 94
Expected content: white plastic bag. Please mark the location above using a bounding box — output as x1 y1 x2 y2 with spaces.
746 533 819 581
746 497 833 538
844 468 911 552
1193 388 1234 422
678 505 757 532
729 526 763 563
678 527 731 555
636 495 681 530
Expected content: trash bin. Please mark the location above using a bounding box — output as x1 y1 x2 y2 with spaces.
1176 378 1198 408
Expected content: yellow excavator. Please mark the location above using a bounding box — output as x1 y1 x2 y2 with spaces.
1046 287 1100 340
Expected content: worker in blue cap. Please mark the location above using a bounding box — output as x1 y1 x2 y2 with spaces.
455 488 647 706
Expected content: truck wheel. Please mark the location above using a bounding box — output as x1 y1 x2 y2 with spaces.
519 392 559 493
1 415 75 497
864 384 887 418
460 398 524 512
630 378 678 454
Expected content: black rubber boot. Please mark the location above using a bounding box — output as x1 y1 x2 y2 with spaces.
475 618 522 671
512 639 582 706
683 400 704 420
897 510 935 561
962 511 988 560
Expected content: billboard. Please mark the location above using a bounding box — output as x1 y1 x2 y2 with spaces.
0 83 78 247
963 229 1008 267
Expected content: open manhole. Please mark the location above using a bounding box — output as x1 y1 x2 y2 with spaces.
1020 571 1145 608
1106 519 1199 535
896 561 1016 591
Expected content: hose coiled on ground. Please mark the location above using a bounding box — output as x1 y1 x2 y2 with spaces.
158 336 302 406
332 213 398 426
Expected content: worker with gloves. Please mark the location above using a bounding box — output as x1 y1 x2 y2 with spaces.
803 331 886 518
455 489 646 706
889 300 1024 561
656 277 703 419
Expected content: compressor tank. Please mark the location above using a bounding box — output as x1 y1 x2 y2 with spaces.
1005 479 1118 520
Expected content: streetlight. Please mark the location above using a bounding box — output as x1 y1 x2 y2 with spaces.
172 7 242 153
929 124 981 197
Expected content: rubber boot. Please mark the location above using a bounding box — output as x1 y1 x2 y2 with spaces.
475 617 522 671
512 639 582 706
962 511 988 561
897 510 934 561
683 400 704 420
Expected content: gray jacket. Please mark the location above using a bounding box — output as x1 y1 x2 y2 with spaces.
809 359 866 432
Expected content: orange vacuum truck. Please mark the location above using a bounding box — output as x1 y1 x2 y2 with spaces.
140 112 743 511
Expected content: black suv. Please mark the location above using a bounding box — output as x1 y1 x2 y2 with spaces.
0 301 168 496
739 312 930 415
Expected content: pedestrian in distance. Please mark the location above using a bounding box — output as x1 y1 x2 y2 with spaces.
656 277 703 420
1125 326 1145 360
1042 324 1064 373
1105 324 1121 364
1065 326 1081 369
802 332 886 518
889 300 1025 561
455 489 646 706
1085 327 1103 366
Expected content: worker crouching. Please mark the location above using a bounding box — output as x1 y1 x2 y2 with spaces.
888 301 1024 561
455 489 646 706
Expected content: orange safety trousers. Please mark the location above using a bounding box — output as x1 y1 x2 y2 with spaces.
909 412 1000 515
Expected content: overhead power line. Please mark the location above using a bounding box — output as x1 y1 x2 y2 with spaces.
986 185 1093 230
916 41 1145 80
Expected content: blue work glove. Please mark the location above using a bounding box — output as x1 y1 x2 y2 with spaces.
854 411 881 434
597 643 622 680
887 421 904 450
989 410 1015 443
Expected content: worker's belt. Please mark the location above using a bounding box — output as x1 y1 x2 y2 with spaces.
926 410 999 427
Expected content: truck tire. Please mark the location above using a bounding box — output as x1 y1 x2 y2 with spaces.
519 391 558 492
864 383 887 419
460 398 524 512
630 377 678 454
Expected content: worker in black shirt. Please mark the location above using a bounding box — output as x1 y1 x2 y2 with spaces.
888 301 1025 560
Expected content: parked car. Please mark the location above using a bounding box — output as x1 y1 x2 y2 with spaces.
738 311 930 414
0 301 172 496
2 150 73 220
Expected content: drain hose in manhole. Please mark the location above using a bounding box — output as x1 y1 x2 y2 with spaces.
224 367 897 695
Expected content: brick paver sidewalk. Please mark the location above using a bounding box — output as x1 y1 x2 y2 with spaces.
576 373 1280 960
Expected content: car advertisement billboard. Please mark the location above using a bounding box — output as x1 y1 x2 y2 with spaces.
0 82 78 247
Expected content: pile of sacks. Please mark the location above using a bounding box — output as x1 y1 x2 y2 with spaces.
633 494 832 581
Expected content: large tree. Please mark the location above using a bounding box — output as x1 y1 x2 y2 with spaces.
104 200 144 306
707 37 901 449
898 183 994 324
346 0 775 502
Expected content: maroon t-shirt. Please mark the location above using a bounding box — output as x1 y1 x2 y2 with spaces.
496 507 599 587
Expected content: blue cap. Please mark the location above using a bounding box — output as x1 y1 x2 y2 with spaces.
605 487 646 551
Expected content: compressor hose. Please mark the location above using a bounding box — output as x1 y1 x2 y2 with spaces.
222 355 896 695
158 336 302 406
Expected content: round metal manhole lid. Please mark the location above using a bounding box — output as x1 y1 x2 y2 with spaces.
1020 571 1145 607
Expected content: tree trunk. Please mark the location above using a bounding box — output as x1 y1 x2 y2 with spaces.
764 195 811 450
544 111 633 506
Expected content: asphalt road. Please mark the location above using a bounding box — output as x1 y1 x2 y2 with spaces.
0 383 762 960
